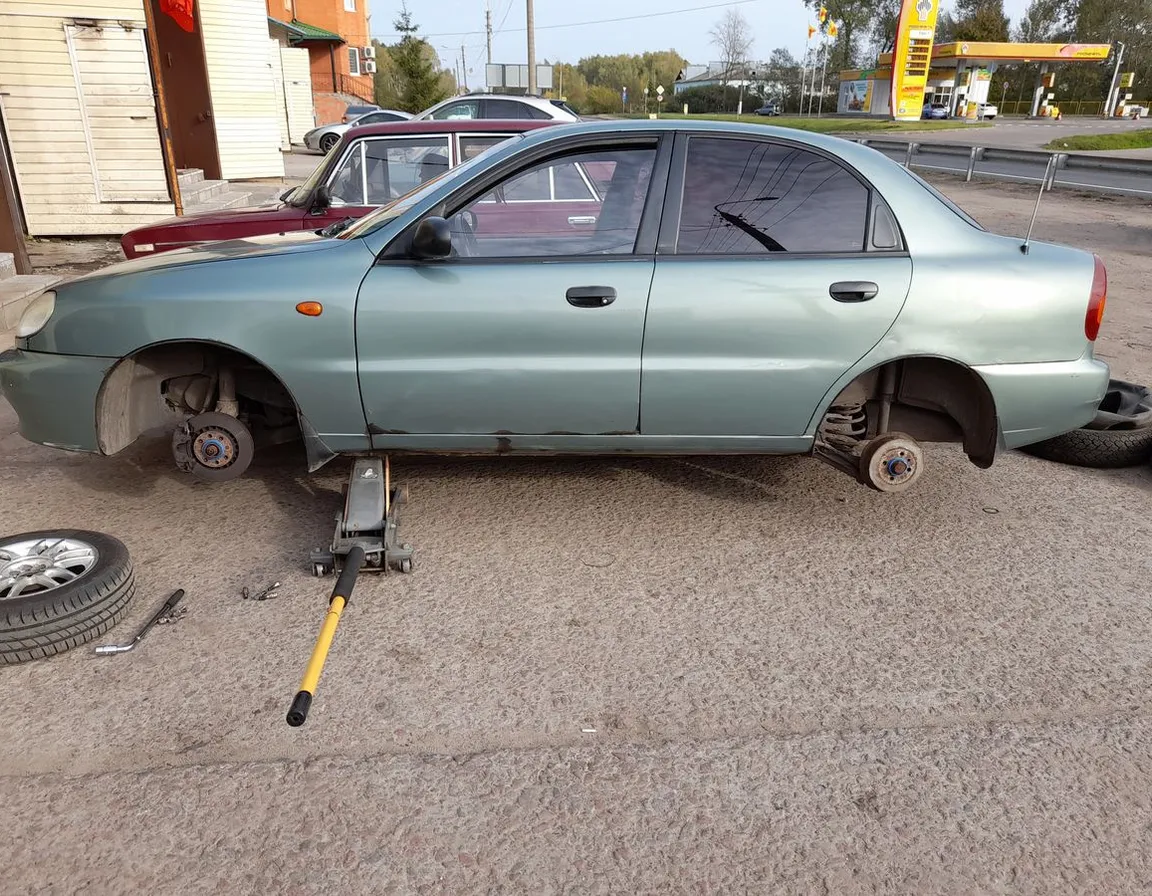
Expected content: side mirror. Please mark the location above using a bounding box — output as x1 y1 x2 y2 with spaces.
312 184 331 212
411 216 452 259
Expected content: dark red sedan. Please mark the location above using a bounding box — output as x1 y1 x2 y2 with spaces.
121 119 557 259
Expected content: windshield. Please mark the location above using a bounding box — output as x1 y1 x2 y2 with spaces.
288 140 344 207
335 134 525 240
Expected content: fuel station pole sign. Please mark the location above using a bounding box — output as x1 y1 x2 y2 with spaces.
890 0 942 120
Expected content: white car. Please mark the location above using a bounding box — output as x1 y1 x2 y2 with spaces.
303 109 413 154
413 94 580 122
978 103 998 120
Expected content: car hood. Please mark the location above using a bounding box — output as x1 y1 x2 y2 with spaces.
66 231 343 285
124 201 300 239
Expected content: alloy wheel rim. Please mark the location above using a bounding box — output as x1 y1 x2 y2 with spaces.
0 538 99 600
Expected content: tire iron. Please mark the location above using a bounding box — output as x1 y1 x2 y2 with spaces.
94 589 186 655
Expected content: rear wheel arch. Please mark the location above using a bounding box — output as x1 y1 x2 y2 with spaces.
94 340 302 457
817 356 999 468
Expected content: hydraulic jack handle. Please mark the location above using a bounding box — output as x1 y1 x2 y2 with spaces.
286 545 366 727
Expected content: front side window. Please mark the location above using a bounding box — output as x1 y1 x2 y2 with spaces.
432 100 479 120
446 145 656 258
677 137 869 254
328 137 451 206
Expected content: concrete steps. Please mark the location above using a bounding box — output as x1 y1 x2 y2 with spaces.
178 168 253 214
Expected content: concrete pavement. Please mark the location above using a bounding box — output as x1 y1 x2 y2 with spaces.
2 178 1152 892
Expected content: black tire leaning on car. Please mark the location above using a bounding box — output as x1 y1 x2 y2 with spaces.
0 530 135 664
1020 379 1152 469
1020 427 1152 469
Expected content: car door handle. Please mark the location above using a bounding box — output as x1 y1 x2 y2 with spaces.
566 286 617 307
829 281 879 302
568 215 597 226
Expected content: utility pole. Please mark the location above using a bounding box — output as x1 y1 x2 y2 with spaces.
526 0 537 95
486 2 493 65
461 44 468 90
1104 41 1125 118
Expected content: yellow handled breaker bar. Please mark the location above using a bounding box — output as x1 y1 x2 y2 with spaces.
286 545 365 727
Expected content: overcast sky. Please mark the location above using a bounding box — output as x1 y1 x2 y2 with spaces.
371 0 1031 78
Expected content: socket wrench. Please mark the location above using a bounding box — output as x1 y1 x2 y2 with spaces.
95 589 185 655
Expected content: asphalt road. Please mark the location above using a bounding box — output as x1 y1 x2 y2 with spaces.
2 179 1152 892
908 116 1149 150
866 142 1152 197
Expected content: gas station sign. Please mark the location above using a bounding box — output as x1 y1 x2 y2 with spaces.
890 0 942 121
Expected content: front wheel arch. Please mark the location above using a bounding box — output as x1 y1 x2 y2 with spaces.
94 339 306 457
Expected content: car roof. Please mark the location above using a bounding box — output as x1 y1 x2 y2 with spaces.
343 118 557 138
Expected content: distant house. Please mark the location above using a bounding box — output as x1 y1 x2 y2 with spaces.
674 61 788 103
0 0 285 237
267 0 376 126
674 62 755 94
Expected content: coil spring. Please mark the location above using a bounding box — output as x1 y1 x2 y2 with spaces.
818 403 867 451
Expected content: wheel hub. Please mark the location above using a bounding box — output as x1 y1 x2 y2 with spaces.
192 428 237 469
876 446 917 484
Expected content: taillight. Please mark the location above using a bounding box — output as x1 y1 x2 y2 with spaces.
1086 254 1107 341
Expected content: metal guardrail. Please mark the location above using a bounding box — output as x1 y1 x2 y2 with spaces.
853 138 1152 196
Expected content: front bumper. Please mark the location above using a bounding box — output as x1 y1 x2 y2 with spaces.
0 348 115 454
975 354 1110 449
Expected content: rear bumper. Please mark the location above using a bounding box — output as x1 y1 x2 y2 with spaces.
975 354 1110 449
0 348 113 454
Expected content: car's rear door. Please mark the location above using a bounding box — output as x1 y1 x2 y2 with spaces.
354 135 669 440
640 133 913 437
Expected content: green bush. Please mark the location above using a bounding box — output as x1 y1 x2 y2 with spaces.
675 84 767 114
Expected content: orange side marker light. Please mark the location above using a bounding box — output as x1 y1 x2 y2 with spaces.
296 301 323 317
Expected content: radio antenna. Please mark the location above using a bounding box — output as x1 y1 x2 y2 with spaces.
1022 155 1056 255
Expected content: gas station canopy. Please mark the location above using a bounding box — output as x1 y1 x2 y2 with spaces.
838 41 1113 119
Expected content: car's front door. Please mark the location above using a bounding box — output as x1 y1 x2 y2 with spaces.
355 139 665 441
641 134 914 437
310 134 453 229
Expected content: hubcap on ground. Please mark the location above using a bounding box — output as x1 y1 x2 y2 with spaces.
0 538 98 600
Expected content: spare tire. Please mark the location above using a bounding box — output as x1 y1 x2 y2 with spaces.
1021 379 1152 469
0 530 135 664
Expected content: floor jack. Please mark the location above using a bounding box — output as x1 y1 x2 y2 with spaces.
287 457 414 727
309 457 415 577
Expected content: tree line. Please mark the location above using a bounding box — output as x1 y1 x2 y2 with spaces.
369 0 1147 117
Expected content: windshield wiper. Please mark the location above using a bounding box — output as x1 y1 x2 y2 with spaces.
318 217 355 238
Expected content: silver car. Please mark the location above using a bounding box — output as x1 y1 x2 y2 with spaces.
303 109 413 153
0 120 1110 494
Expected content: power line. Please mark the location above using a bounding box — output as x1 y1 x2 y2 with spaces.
370 0 758 40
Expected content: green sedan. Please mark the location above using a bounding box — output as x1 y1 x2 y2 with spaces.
0 120 1109 494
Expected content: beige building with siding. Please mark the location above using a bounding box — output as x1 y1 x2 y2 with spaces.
0 0 292 237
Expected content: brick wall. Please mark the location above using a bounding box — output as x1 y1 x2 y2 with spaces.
314 92 349 125
266 0 375 119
